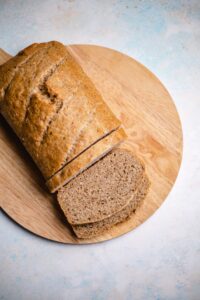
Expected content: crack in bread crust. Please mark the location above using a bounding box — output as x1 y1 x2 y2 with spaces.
21 55 68 137
39 100 64 146
38 87 79 148
20 93 61 153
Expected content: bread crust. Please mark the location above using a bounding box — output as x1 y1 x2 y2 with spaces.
1 42 67 136
0 43 40 103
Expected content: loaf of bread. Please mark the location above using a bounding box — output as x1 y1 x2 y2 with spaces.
0 41 122 190
0 41 150 240
47 127 127 193
57 149 149 238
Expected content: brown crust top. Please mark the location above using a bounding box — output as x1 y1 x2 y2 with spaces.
1 42 68 136
0 43 40 103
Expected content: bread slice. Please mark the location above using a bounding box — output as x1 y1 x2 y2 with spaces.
72 174 150 238
47 127 127 193
57 149 145 225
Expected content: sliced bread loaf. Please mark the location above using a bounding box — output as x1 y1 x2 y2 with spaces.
72 174 150 238
0 41 121 186
46 127 127 193
57 149 145 225
36 51 120 178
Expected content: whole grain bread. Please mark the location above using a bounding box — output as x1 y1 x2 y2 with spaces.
47 127 127 193
0 41 122 186
72 174 150 238
57 149 145 225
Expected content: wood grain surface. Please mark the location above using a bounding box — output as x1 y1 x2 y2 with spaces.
0 45 183 244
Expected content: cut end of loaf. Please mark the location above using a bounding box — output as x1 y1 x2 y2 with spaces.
57 148 145 226
72 174 150 239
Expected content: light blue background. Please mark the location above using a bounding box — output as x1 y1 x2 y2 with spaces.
0 1 200 299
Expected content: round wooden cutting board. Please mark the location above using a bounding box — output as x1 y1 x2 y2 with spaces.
0 45 183 244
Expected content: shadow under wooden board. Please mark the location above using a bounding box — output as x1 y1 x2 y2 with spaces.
0 45 183 244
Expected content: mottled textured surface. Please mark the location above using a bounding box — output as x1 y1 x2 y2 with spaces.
0 1 200 300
